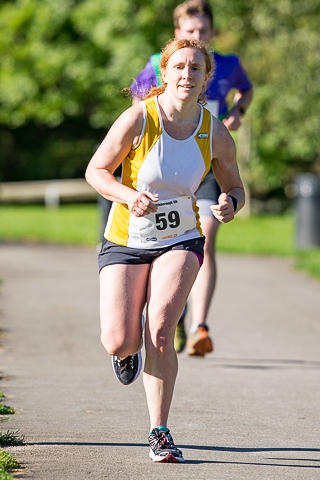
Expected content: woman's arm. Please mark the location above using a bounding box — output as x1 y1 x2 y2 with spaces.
85 104 158 216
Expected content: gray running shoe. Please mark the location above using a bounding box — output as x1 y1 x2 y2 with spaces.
149 427 185 463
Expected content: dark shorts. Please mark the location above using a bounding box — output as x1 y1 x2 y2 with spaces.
98 237 205 272
195 171 221 202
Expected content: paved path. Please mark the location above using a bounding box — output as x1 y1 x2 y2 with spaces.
0 243 319 479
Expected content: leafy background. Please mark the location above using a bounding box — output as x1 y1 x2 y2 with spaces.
0 0 319 202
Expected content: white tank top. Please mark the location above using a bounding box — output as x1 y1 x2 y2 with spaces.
105 96 213 248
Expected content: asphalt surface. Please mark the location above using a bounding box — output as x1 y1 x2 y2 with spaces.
0 243 319 479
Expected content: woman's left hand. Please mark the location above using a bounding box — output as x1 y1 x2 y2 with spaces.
210 193 235 223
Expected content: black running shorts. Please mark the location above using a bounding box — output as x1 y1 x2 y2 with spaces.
98 237 205 272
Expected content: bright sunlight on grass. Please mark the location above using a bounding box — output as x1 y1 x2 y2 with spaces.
0 204 99 246
217 214 295 256
0 204 319 279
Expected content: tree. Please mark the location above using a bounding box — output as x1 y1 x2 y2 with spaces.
213 0 320 196
0 0 176 181
0 0 319 199
0 0 178 129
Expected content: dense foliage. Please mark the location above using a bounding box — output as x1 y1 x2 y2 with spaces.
0 0 319 197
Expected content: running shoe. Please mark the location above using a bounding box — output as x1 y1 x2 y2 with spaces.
111 315 145 386
174 321 187 353
186 323 214 356
174 305 187 353
149 427 185 463
111 352 142 386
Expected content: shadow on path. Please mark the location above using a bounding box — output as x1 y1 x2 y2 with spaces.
26 442 320 467
208 358 320 370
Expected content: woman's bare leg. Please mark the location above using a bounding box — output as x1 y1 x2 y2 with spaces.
143 250 200 429
99 263 150 357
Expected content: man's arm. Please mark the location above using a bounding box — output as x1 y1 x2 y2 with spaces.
223 87 253 131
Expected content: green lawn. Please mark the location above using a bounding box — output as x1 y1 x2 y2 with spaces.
0 204 319 279
0 204 99 245
217 213 295 256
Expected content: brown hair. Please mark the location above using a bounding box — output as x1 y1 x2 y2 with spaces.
173 0 214 29
144 38 214 104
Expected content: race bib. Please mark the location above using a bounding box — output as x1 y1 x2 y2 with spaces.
139 196 196 243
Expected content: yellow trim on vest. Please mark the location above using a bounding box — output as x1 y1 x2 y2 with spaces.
122 97 162 190
106 203 130 245
193 200 203 235
195 108 212 183
107 97 162 246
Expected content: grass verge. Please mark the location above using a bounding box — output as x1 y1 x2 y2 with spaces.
0 415 23 479
0 431 24 448
0 397 24 480
0 407 14 417
0 390 24 479
0 347 24 478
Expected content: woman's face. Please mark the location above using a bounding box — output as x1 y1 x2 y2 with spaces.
162 47 207 101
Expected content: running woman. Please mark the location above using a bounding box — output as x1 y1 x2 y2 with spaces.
85 37 245 463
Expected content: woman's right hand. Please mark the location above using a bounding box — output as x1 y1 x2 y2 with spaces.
128 191 159 217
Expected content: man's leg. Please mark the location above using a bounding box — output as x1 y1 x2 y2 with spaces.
186 214 220 356
190 214 220 327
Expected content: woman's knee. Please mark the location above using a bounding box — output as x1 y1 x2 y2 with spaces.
100 330 119 355
100 329 141 357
